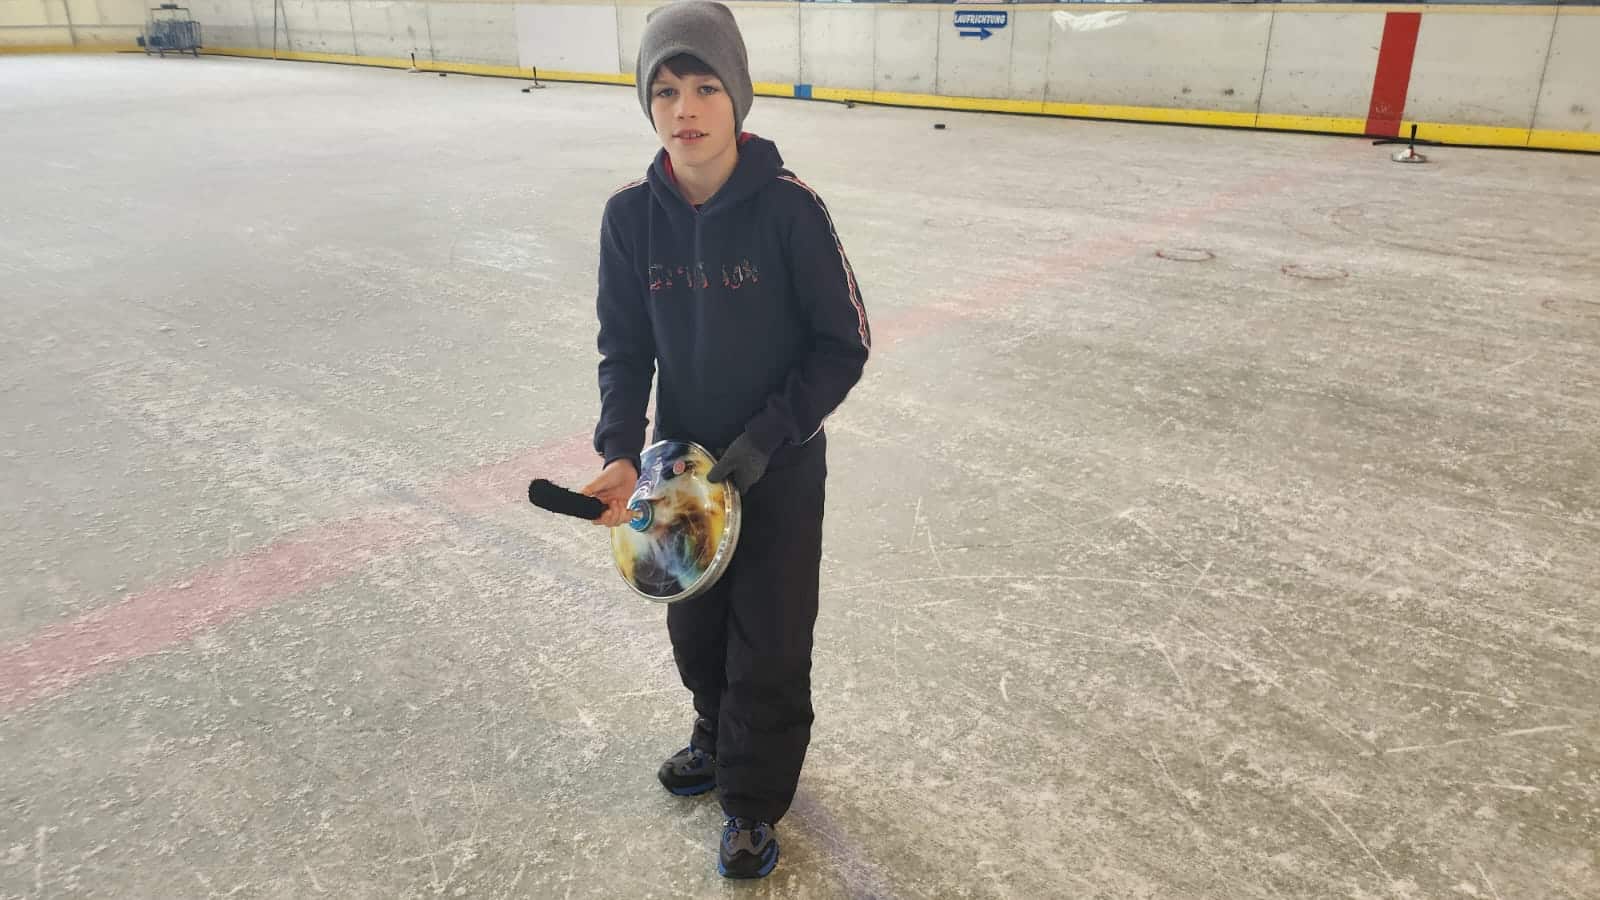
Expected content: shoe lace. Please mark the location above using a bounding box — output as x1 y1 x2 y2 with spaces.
725 818 768 847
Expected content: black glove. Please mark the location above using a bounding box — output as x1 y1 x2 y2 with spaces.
707 433 770 493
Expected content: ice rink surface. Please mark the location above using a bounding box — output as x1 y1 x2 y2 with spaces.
3 54 1598 899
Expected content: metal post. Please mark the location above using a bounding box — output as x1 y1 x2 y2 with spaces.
61 0 77 49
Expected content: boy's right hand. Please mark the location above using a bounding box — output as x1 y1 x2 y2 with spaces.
581 460 639 527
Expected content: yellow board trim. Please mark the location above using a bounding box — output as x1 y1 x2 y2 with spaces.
751 80 792 97
1254 114 1371 136
1404 120 1537 148
809 87 871 105
1041 101 1258 129
192 47 1597 155
0 43 137 55
1527 130 1600 153
202 47 638 84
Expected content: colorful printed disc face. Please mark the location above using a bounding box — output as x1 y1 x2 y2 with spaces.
610 441 741 603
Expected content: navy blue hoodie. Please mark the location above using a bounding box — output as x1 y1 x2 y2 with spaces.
592 135 871 470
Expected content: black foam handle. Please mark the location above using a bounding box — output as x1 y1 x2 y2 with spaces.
528 479 606 521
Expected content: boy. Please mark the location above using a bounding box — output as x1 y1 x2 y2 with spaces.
579 0 870 880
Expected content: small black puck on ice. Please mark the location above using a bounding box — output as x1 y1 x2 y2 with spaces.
933 123 946 130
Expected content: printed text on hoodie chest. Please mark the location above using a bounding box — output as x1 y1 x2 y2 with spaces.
648 259 762 294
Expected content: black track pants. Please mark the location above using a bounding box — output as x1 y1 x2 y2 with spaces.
665 441 826 824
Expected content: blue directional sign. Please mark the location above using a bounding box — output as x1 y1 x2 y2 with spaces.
954 10 1008 41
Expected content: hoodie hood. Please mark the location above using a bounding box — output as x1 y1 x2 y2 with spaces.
646 134 785 225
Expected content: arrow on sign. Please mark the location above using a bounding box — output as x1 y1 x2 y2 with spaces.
953 11 1008 40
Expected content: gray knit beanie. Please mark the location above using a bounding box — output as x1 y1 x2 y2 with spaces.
636 1 753 135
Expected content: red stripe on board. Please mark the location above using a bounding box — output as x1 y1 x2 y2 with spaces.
1366 11 1423 138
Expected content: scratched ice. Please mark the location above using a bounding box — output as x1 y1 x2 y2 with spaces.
2 54 1597 899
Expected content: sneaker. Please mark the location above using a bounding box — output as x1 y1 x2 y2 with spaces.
718 817 779 879
657 746 716 796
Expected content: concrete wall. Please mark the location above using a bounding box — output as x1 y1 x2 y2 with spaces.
1047 9 1273 112
277 0 355 55
873 5 937 97
1 0 144 49
1406 11 1555 130
4 1 1594 151
349 0 433 62
184 0 259 51
430 2 515 66
1007 7 1050 104
798 4 870 92
1532 12 1599 136
1259 11 1385 126
937 4 1012 100
728 2 796 86
0 0 69 49
517 2 614 72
